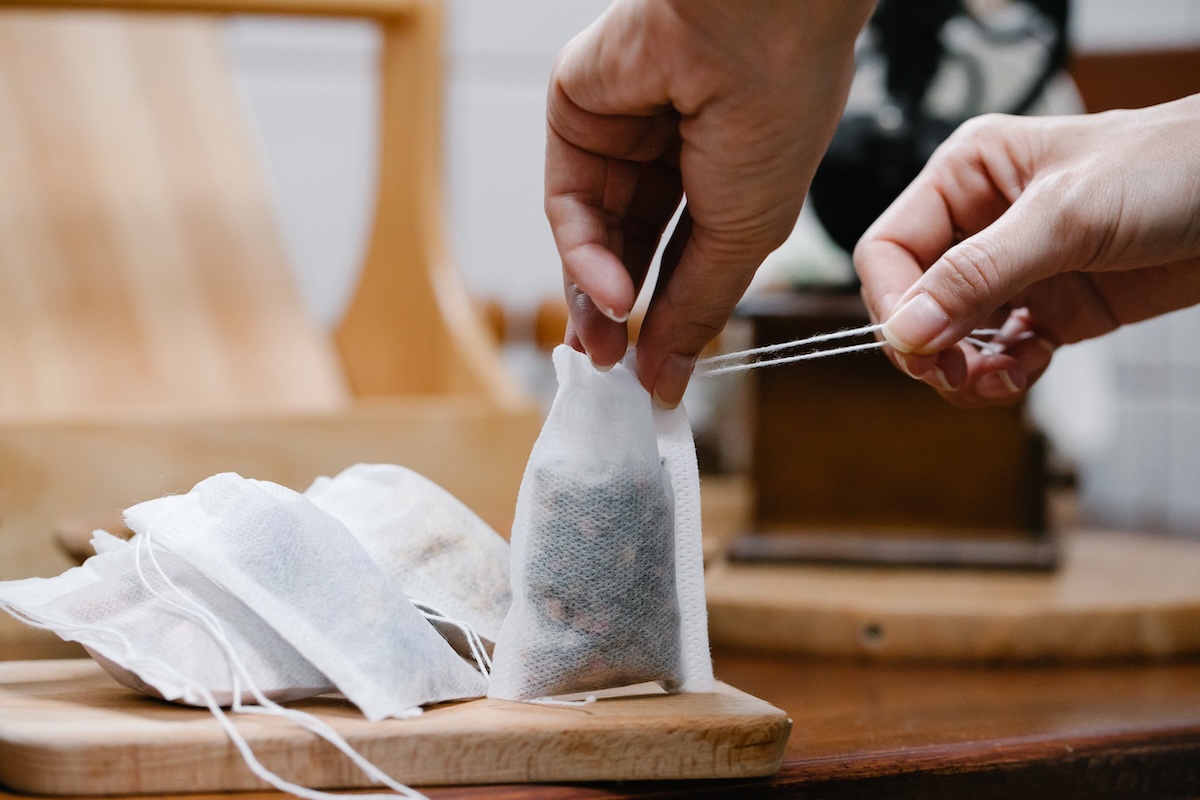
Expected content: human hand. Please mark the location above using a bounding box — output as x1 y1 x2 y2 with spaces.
545 0 872 407
854 95 1200 408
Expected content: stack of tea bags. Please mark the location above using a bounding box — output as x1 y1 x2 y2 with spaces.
0 464 508 719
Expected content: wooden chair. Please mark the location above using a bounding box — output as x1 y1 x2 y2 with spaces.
0 0 542 657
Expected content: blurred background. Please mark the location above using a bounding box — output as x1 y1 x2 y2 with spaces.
222 0 1200 537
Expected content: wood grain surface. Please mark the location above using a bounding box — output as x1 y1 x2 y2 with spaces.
713 650 1200 799
3 650 1200 798
0 10 349 421
0 660 790 794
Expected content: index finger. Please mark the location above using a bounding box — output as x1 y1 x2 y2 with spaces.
853 129 1016 321
853 175 957 322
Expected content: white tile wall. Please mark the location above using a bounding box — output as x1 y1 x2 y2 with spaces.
1072 0 1200 51
1070 310 1200 537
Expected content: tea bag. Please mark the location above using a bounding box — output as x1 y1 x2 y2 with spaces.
127 473 488 721
488 345 714 700
0 530 333 706
304 464 510 647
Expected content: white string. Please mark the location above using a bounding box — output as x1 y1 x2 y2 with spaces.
127 525 430 800
696 324 1018 376
409 599 493 679
698 340 886 376
10 608 428 800
528 695 598 708
698 322 882 366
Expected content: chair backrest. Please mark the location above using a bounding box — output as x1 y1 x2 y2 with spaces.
0 0 526 421
0 9 350 419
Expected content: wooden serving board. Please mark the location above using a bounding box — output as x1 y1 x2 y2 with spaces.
707 529 1200 661
0 660 790 795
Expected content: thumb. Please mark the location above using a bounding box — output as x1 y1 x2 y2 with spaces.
881 202 1058 354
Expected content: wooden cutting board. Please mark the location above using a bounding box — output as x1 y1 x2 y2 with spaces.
707 529 1200 661
0 660 790 794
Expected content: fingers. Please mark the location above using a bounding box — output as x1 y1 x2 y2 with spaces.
855 119 1018 314
547 0 868 385
855 115 1062 370
856 116 1040 351
880 212 1057 356
853 115 1068 403
928 308 1058 409
547 121 686 367
634 208 769 407
545 9 681 367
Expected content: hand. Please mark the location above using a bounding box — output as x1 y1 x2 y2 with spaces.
854 95 1200 408
545 0 872 406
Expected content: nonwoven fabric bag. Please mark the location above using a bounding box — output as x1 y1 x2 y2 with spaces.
0 530 333 706
126 473 488 721
304 463 511 647
488 345 714 701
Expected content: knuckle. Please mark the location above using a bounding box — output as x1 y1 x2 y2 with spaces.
951 113 1012 148
940 240 1003 304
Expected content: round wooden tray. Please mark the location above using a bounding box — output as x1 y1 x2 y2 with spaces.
705 528 1200 662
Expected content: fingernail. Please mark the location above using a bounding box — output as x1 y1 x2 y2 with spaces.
977 368 1023 399
932 367 957 392
651 354 695 410
894 352 921 379
882 293 950 354
593 300 629 324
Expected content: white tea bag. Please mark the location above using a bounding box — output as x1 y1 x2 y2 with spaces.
304 464 511 647
128 473 488 721
488 346 714 700
0 530 333 706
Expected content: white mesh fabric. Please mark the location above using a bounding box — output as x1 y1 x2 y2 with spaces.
654 404 715 693
130 473 488 721
0 537 332 705
304 464 511 645
489 346 712 700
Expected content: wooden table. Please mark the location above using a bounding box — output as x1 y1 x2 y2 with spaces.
3 648 1200 799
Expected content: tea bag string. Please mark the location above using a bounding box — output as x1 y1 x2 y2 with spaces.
528 694 598 709
410 599 493 679
0 600 427 800
130 529 431 800
694 323 1011 376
